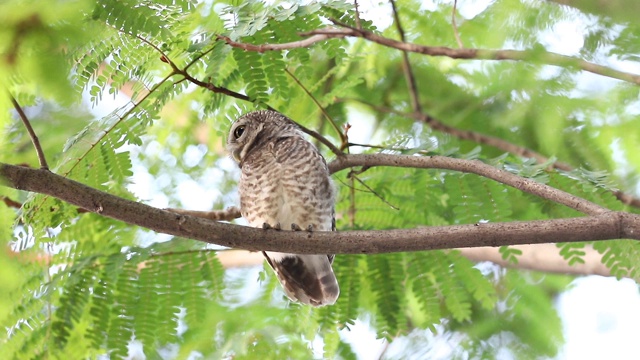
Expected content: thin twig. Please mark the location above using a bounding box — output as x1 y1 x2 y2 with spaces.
347 142 413 152
176 70 256 103
354 0 362 29
284 68 346 152
390 0 422 113
1 195 22 209
349 175 356 228
10 95 49 170
133 33 259 106
452 0 464 48
216 34 332 53
376 338 391 360
351 174 400 210
130 32 343 158
135 34 174 68
297 123 344 156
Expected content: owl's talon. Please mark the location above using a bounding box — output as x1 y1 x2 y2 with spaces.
306 225 314 232
262 222 281 230
291 223 302 231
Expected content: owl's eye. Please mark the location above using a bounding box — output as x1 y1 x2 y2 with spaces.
233 125 246 139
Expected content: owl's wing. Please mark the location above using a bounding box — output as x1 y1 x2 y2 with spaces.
263 252 339 307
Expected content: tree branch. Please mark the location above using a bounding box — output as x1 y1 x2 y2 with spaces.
216 34 333 53
312 26 640 85
218 25 640 85
342 100 640 208
342 99 574 171
10 95 49 170
217 27 640 85
3 159 637 255
451 0 464 48
284 68 346 153
329 154 608 215
389 0 422 113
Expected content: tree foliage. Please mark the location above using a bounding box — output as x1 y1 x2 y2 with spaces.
1 0 640 358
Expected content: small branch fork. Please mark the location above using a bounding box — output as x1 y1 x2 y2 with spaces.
133 34 344 156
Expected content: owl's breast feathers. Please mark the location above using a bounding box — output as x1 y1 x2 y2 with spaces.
240 134 334 231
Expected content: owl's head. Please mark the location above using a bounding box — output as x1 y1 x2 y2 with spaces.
227 110 300 163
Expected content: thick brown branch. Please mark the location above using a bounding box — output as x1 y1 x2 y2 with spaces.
3 161 638 255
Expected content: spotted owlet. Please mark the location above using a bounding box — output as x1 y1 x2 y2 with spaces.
227 110 340 306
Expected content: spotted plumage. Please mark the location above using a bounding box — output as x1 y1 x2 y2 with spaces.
227 110 339 306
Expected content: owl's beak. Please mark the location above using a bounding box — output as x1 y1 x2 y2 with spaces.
231 148 242 162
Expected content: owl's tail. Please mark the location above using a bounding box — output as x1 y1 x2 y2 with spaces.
263 252 340 306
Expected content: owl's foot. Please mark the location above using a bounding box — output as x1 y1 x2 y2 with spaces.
290 223 314 232
262 222 281 230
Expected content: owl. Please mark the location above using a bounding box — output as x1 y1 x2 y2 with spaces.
227 110 340 306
